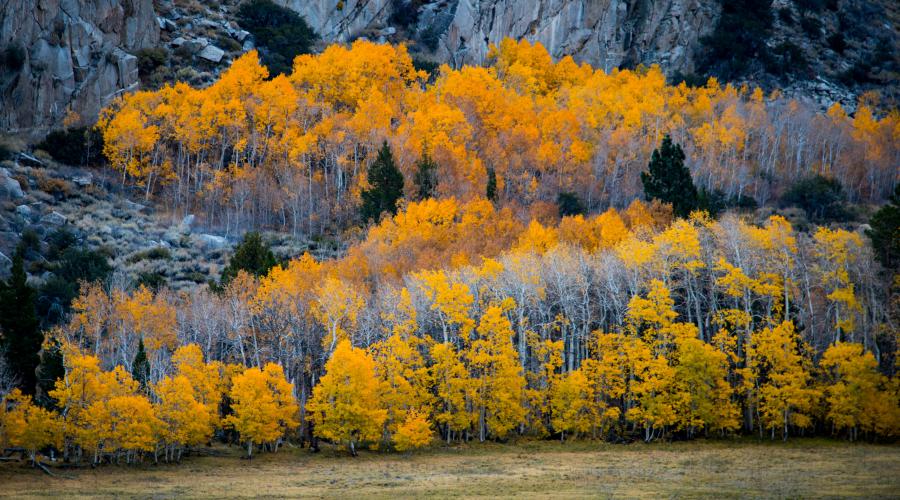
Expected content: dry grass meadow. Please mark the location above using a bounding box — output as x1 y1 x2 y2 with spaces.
1 439 898 498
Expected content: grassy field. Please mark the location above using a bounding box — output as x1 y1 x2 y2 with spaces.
1 439 898 498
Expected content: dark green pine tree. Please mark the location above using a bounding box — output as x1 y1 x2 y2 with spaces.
132 338 150 391
866 184 900 270
640 135 698 218
360 141 405 222
0 250 41 394
413 151 438 200
486 166 498 202
220 231 278 287
36 337 65 409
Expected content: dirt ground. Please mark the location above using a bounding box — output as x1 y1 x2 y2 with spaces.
1 439 898 498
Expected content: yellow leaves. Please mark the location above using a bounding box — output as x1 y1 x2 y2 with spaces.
550 369 593 439
155 374 213 447
430 342 475 436
0 390 62 460
627 279 678 334
653 219 704 272
819 342 895 436
672 336 739 433
469 303 527 439
225 363 299 454
747 321 820 436
413 269 475 342
393 410 433 451
113 286 177 353
312 277 365 351
515 220 558 254
306 340 386 450
813 227 864 335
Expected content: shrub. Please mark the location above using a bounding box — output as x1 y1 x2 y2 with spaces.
767 42 809 77
794 0 825 13
827 33 846 54
34 173 72 199
136 48 169 79
38 248 111 323
799 16 822 38
781 175 848 222
220 232 277 286
777 7 794 24
418 24 441 52
35 127 104 167
136 271 168 291
237 0 318 76
389 0 420 28
557 192 585 217
127 247 172 264
866 185 900 270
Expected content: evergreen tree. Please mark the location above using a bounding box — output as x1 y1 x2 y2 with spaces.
361 141 405 222
0 250 41 394
866 184 900 270
132 338 150 392
413 151 438 200
640 135 698 218
236 0 318 76
557 191 585 217
486 166 498 202
36 337 64 409
220 232 277 286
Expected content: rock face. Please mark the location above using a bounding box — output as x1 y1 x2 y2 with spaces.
277 0 718 73
0 0 160 136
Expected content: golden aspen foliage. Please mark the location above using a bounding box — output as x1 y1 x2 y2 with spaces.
550 369 593 440
393 410 434 452
746 321 820 439
312 277 365 352
672 336 740 434
430 342 475 442
813 228 864 338
468 301 527 440
225 363 299 457
306 340 386 455
413 269 475 342
370 332 432 443
155 374 214 450
820 342 900 438
0 389 62 463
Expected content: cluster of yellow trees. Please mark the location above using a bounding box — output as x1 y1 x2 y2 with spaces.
98 39 898 236
2 199 897 462
0 344 298 464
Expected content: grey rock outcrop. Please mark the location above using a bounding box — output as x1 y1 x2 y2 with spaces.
0 168 24 199
0 0 160 136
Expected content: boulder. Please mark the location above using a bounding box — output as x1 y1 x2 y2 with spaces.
198 45 225 63
71 173 93 187
41 211 68 226
1 171 24 199
181 214 196 227
196 233 227 250
15 204 32 217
